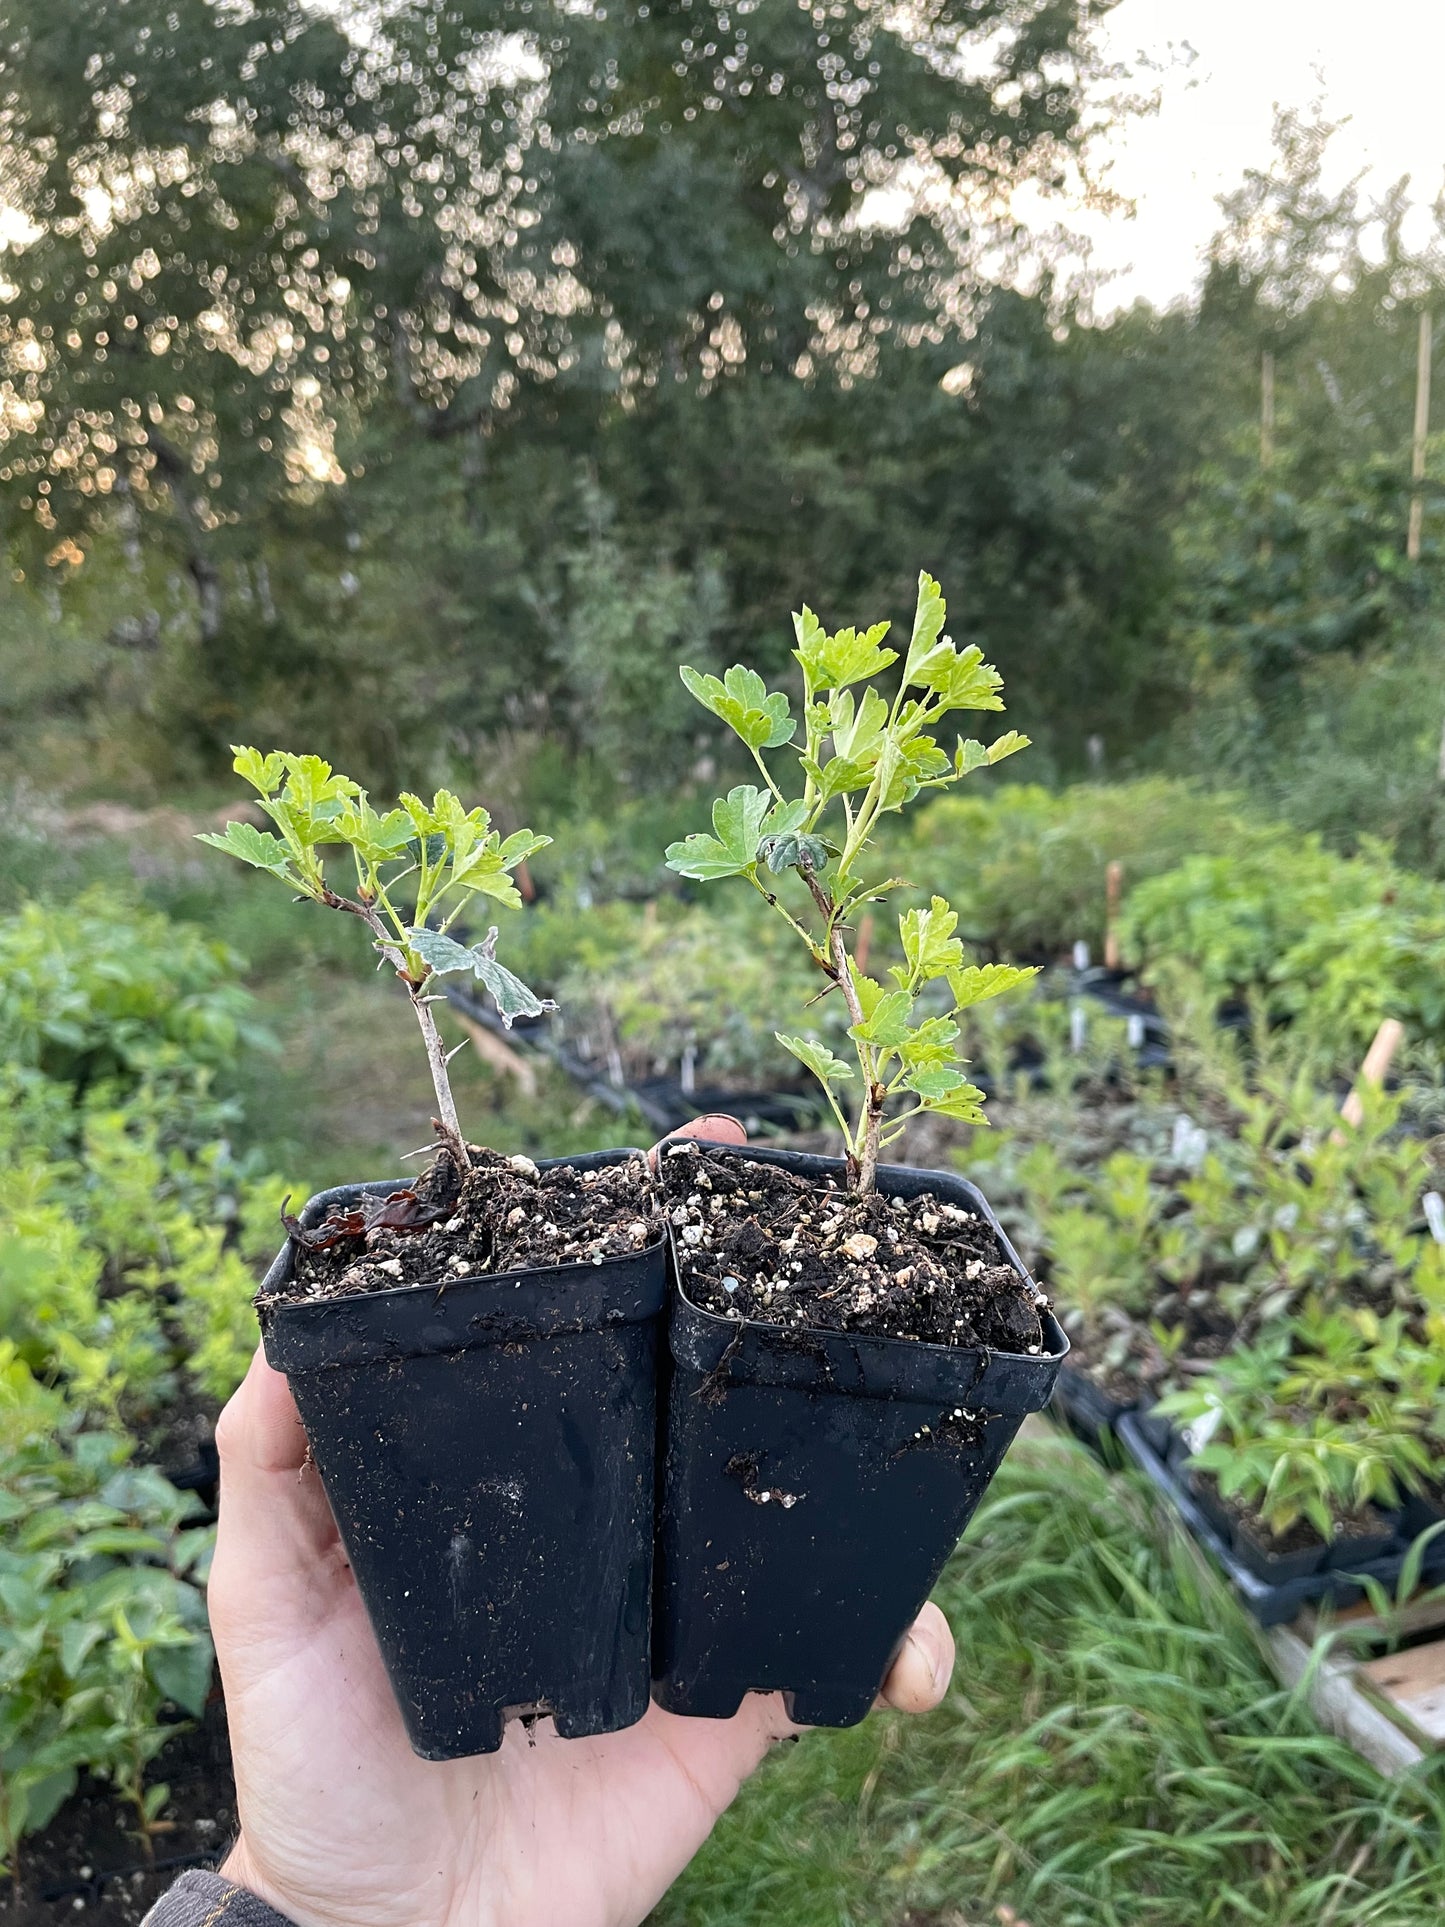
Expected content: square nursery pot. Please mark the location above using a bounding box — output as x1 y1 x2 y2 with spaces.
1397 1482 1445 1566
1326 1511 1402 1572
1052 1364 1135 1446
652 1142 1068 1728
258 1149 665 1761
1230 1516 1329 1586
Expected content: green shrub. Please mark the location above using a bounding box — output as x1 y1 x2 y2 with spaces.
0 1350 213 1877
0 1091 286 1419
552 898 830 1089
0 889 263 1137
1121 834 1445 1054
893 779 1260 957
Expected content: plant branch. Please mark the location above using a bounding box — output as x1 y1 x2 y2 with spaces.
409 988 470 1162
748 871 828 964
749 746 788 806
801 865 884 1190
323 886 471 1166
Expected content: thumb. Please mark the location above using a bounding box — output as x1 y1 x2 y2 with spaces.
210 1347 348 1656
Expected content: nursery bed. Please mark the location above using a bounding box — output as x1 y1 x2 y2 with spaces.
1117 1414 1431 1627
0 1703 234 1927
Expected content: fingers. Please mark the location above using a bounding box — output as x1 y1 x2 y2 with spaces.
877 1601 955 1715
210 1347 347 1644
648 1112 748 1171
671 1113 748 1145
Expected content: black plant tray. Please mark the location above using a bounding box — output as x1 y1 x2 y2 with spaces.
1117 1414 1413 1627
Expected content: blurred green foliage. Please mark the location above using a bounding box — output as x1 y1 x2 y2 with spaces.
0 1350 213 1877
1122 835 1445 1053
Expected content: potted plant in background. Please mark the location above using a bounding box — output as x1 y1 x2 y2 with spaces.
653 573 1069 1726
200 752 665 1758
1158 1321 1424 1584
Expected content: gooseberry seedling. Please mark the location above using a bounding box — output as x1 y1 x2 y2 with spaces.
199 749 552 1167
667 572 1036 1193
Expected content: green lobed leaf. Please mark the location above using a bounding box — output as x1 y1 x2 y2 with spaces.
877 734 950 812
849 988 914 1049
470 952 557 1027
764 832 830 875
398 791 441 837
902 571 947 679
910 641 1005 715
680 664 796 753
664 784 772 881
954 738 990 776
776 1032 855 1087
907 1071 988 1121
230 745 286 795
893 1014 961 1069
332 799 414 864
449 827 551 907
281 754 360 813
827 685 889 763
946 962 1040 1011
407 927 557 1027
903 1066 973 1100
194 822 299 883
793 611 897 691
805 753 876 803
897 896 964 984
850 967 888 1022
985 729 1031 765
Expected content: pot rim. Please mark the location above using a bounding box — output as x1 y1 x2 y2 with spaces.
259 1147 666 1373
660 1137 1068 1389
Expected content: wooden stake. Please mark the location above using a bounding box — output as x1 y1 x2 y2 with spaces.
1261 350 1276 470
1408 310 1433 563
1335 1017 1406 1135
451 1008 538 1097
1103 859 1123 970
854 910 874 977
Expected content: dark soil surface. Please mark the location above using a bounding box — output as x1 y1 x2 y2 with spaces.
660 1143 1044 1351
270 1149 659 1301
0 1705 234 1927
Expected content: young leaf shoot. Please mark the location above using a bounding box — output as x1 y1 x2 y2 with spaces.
668 573 1036 1193
198 751 553 1166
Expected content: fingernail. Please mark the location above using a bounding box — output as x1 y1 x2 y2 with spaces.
910 1627 945 1692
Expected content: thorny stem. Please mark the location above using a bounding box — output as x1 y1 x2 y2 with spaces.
410 989 469 1162
322 886 471 1168
748 872 828 964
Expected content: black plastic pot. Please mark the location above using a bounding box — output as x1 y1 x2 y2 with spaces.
258 1149 665 1760
1133 1405 1173 1460
1395 1489 1445 1572
1051 1363 1133 1447
1231 1518 1328 1585
1326 1513 1401 1573
1399 1482 1445 1541
652 1142 1068 1727
1183 1468 1239 1548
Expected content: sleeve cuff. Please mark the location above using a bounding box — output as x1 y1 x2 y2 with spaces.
141 1868 298 1927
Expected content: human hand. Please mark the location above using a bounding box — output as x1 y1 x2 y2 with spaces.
214 1116 955 1927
